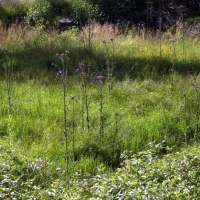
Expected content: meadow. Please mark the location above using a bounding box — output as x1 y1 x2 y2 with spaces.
1 2 200 198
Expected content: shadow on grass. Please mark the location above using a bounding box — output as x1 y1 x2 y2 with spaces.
1 41 200 83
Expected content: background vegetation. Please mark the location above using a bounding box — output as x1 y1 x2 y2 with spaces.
1 0 200 199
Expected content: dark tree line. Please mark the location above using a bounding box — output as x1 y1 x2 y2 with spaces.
0 0 200 30
89 0 200 28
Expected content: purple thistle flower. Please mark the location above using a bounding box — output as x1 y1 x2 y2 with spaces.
76 69 79 73
67 58 70 61
79 63 84 68
110 38 114 42
87 65 91 67
66 51 69 53
171 40 176 43
194 77 197 80
157 17 162 23
105 62 109 65
56 53 59 56
57 71 62 75
4 51 7 54
52 63 54 65
96 76 105 79
60 53 64 57
0 59 3 62
103 40 106 43
80 72 86 76
181 93 187 97
71 95 75 100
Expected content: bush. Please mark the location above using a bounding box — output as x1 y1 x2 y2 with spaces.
25 0 55 29
69 1 105 26
0 1 28 28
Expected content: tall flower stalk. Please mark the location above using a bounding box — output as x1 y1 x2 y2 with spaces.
76 64 91 133
191 77 200 138
53 51 70 171
96 75 105 138
3 52 13 114
181 92 188 146
71 95 75 160
103 38 115 94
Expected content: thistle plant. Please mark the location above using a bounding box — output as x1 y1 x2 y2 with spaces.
2 52 13 114
114 113 118 137
76 63 92 133
71 95 76 160
52 51 70 171
103 38 115 94
96 75 105 138
191 77 200 138
181 92 188 145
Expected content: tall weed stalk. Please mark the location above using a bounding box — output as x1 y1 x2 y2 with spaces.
53 51 70 171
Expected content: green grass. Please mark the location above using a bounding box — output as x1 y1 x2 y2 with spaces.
1 1 200 198
0 73 198 168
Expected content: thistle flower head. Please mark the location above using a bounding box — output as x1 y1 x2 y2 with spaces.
103 40 106 43
56 53 59 56
110 38 114 42
80 72 86 76
157 17 162 23
181 93 187 97
96 76 105 79
79 63 84 68
76 69 79 73
57 71 62 75
71 95 75 100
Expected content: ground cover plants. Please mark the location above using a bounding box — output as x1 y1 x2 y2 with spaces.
1 0 200 199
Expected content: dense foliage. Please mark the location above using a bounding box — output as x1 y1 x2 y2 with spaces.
1 0 200 29
88 0 200 27
1 141 200 199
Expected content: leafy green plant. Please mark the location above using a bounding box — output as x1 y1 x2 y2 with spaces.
0 1 28 28
25 0 54 29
